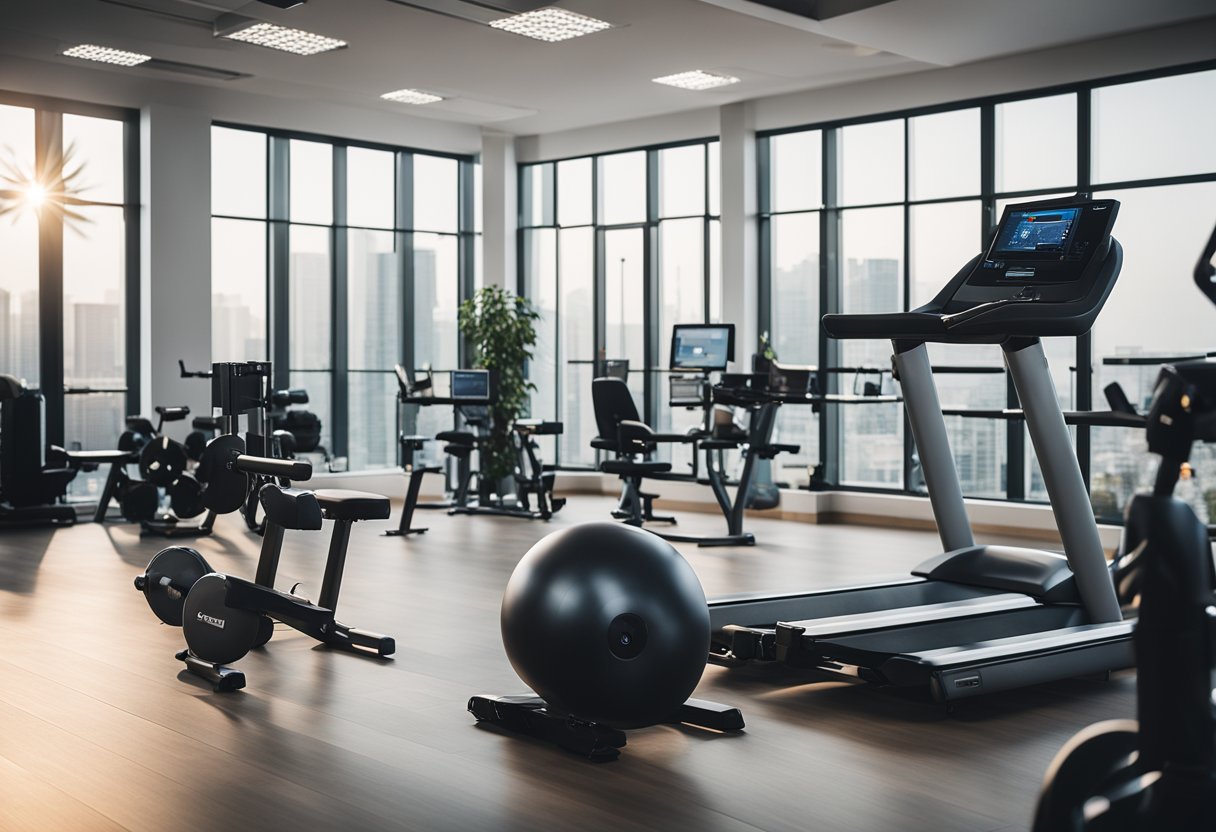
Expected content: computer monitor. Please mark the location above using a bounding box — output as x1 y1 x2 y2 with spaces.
670 324 735 371
451 369 491 402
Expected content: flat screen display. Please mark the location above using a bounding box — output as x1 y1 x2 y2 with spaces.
451 370 490 401
670 324 735 371
994 208 1080 255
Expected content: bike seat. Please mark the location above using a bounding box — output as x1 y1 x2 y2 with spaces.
514 420 564 436
313 489 391 522
601 459 672 476
155 405 190 421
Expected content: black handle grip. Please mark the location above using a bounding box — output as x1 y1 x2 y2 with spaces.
234 454 312 481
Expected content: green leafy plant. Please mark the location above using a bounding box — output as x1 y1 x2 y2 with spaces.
458 286 541 488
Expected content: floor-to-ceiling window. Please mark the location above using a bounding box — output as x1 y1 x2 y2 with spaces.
760 60 1216 520
209 125 475 471
520 139 721 468
0 93 138 500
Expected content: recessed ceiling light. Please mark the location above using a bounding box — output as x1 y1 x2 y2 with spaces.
652 70 740 91
381 88 444 105
488 7 611 43
219 20 346 55
63 44 151 67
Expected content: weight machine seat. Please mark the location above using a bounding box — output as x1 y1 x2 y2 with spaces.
259 486 324 531
313 489 391 522
601 460 672 477
437 430 476 446
66 449 138 464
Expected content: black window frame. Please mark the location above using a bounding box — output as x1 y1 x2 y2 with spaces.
210 121 477 468
517 137 722 468
757 58 1216 518
0 89 141 449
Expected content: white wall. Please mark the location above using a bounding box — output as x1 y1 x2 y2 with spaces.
718 102 758 370
140 104 212 437
480 130 516 291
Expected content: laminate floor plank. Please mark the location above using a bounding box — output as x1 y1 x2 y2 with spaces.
0 495 1136 832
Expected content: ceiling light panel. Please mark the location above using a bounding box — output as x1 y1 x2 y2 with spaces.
221 21 346 55
652 70 740 91
381 88 444 105
63 44 151 66
488 7 611 43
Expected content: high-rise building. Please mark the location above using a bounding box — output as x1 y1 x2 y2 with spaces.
840 257 903 486
15 290 39 385
0 287 10 373
212 292 266 362
348 250 399 469
71 302 123 386
289 251 331 370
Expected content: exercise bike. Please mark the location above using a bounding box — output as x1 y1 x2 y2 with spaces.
1032 220 1216 831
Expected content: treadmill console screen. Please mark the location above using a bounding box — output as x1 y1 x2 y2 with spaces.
975 198 1117 284
995 208 1079 254
671 324 735 371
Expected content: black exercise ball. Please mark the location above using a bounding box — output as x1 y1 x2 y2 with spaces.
500 521 709 729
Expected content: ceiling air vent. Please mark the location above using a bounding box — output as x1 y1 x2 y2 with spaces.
742 0 895 20
382 0 551 26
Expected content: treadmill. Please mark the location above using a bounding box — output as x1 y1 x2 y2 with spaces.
708 194 1135 702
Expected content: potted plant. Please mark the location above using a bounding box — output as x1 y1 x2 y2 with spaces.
457 286 541 501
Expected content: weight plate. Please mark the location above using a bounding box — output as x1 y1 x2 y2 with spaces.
183 430 209 462
169 473 205 519
120 481 159 523
139 546 214 627
182 573 261 665
198 434 247 515
140 436 189 487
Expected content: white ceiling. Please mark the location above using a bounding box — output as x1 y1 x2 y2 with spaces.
0 0 1212 135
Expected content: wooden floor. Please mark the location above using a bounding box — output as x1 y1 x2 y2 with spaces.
0 495 1135 832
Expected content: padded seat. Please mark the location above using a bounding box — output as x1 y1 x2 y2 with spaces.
67 449 138 464
602 459 672 476
436 430 475 445
259 486 324 531
313 489 391 521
